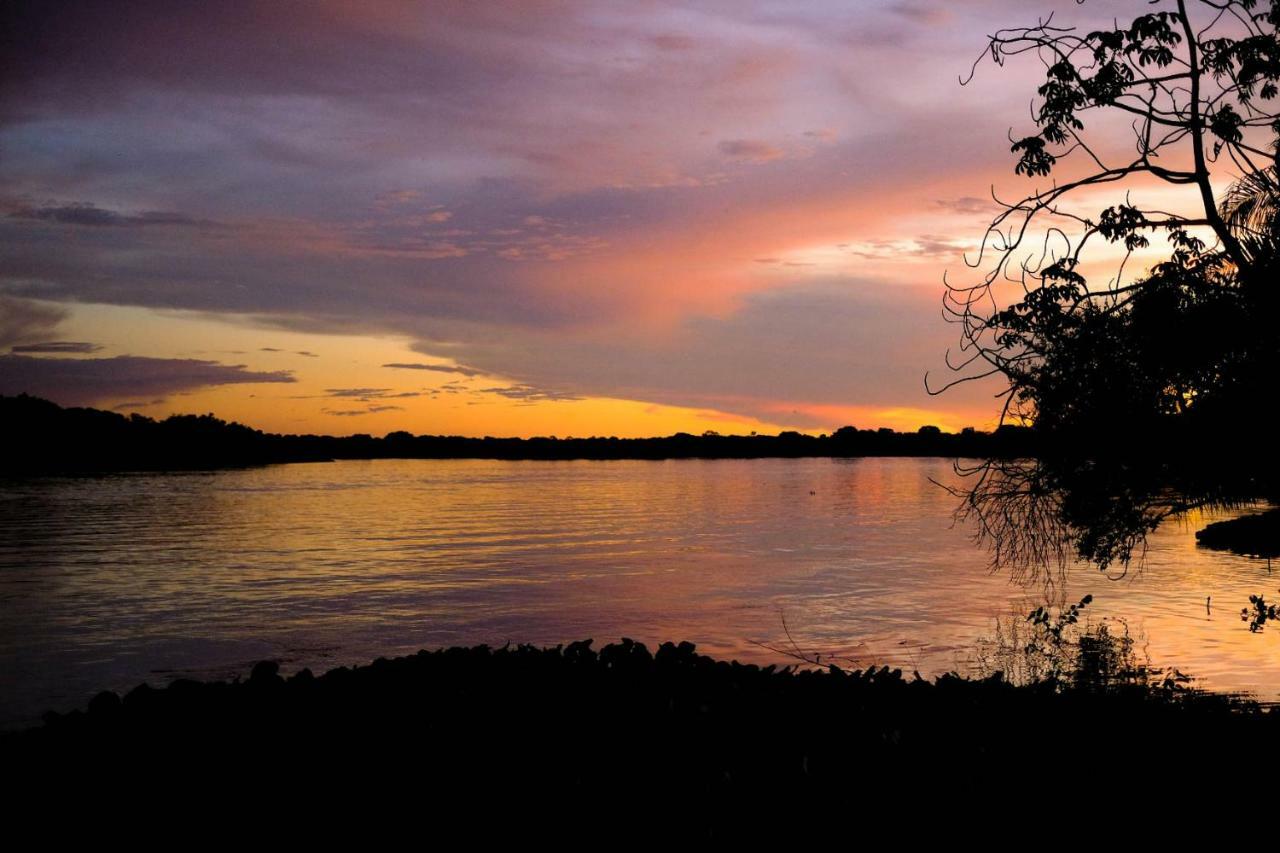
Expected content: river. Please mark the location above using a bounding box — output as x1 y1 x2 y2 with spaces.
1 457 1276 726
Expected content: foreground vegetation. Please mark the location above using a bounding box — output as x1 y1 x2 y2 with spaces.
6 634 1275 833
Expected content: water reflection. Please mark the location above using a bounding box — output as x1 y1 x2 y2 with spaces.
950 449 1280 656
948 455 1265 579
0 457 1276 726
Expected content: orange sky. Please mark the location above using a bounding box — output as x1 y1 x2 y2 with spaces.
0 0 1247 437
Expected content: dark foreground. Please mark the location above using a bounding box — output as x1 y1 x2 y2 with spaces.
5 639 1277 836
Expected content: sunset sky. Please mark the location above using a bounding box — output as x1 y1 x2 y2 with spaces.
0 1 1207 436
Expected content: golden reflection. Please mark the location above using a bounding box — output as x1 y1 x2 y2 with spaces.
3 458 1278 729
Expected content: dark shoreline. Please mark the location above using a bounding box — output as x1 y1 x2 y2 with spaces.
1 393 1034 474
7 638 1277 824
1197 508 1280 559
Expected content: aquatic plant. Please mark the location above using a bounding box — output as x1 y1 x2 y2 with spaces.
970 596 1193 692
1242 593 1280 632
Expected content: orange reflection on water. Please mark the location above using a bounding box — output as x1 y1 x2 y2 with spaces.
0 458 1277 727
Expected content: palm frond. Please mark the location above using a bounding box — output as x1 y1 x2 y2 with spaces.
1220 167 1280 263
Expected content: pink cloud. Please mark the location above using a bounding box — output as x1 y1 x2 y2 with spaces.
0 0 1105 428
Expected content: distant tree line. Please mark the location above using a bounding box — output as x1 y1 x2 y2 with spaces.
0 395 1038 474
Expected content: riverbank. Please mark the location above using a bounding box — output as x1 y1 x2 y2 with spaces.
1 393 1032 473
1197 507 1280 559
6 639 1275 831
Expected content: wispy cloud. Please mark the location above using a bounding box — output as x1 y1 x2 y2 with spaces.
935 196 995 215
10 340 101 354
717 139 786 164
317 388 423 404
889 1 953 27
845 234 972 260
479 384 583 403
382 362 484 377
325 387 391 398
112 398 166 410
260 347 320 358
8 202 215 228
324 405 405 416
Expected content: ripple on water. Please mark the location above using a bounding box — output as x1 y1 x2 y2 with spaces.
0 457 1276 728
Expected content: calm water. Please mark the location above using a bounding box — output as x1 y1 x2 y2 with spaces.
1 457 1277 726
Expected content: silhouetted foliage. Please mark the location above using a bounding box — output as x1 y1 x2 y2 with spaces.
4 639 1273 836
935 1 1280 580
936 1 1280 449
1242 593 1280 630
946 450 1274 578
972 595 1193 692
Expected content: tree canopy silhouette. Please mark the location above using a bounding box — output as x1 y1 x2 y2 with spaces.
934 0 1279 450
934 1 1280 577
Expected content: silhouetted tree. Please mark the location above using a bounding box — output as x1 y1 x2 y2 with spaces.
932 0 1280 443
934 1 1280 577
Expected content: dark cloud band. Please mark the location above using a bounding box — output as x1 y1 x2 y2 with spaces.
10 340 101 354
0 355 295 407
382 362 484 377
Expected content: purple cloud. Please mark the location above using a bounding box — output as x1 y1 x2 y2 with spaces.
382 362 484 377
0 0 1062 428
0 297 67 348
324 405 405 416
10 340 101 354
479 384 583 403
0 355 295 406
717 140 786 164
7 203 214 228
